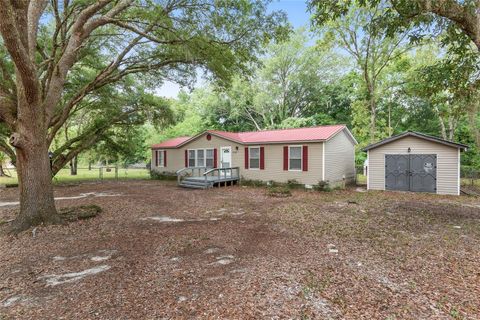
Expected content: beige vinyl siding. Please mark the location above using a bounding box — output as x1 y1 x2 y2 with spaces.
152 133 243 175
151 148 182 174
240 143 324 185
324 129 356 184
152 132 325 185
367 136 459 195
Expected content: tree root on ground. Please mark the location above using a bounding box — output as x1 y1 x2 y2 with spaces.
59 205 102 222
2 205 102 235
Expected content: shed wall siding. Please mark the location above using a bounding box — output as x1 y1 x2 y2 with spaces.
324 129 356 184
368 136 459 195
152 132 324 185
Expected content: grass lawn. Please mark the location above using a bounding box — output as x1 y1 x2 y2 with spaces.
0 167 150 185
0 181 479 319
462 177 480 187
356 173 367 185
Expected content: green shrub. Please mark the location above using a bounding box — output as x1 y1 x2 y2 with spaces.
313 180 331 192
286 179 301 189
266 185 292 197
240 178 267 187
150 170 177 181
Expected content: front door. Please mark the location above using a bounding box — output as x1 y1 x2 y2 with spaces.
220 146 232 177
385 154 437 193
220 146 232 168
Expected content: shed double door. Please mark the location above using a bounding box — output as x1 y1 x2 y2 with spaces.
385 154 437 193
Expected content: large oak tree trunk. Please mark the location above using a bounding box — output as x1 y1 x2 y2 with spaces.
11 114 62 233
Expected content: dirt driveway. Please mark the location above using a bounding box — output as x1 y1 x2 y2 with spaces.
0 181 479 319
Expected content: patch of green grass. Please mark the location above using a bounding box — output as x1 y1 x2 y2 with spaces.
449 307 464 319
356 174 367 185
0 168 150 185
461 178 480 187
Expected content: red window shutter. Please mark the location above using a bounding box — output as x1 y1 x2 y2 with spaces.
164 150 167 167
214 149 218 168
283 146 288 171
244 147 249 169
302 146 308 171
260 147 265 170
184 150 188 167
154 150 158 167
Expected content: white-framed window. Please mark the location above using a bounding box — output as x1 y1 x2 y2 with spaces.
157 150 165 167
206 149 214 168
188 149 196 167
289 146 302 171
188 148 215 167
249 147 260 169
197 149 205 167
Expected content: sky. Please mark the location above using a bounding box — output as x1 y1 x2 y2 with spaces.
156 0 310 98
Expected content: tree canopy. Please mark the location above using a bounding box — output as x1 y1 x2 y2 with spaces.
1 0 480 233
0 0 288 232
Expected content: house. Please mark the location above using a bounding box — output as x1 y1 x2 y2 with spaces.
362 131 468 195
151 125 357 188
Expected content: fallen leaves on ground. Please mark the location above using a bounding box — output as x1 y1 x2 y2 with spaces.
0 181 479 319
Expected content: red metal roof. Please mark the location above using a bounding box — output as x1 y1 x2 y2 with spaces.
151 125 350 149
151 136 190 149
210 125 347 144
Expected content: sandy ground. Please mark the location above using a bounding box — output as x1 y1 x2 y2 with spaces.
0 181 479 319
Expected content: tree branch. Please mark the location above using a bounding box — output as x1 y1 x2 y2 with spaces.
27 0 48 57
51 110 136 174
0 0 40 104
43 0 133 124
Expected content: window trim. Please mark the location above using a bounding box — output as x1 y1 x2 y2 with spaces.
196 149 205 167
187 149 196 168
205 148 215 168
248 146 261 170
157 150 165 168
187 148 215 168
288 145 303 171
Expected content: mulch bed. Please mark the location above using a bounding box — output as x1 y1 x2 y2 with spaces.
0 181 479 319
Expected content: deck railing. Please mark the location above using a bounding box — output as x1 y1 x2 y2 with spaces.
203 167 240 185
176 166 240 187
176 166 208 185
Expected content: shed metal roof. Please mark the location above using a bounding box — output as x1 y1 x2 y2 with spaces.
362 131 469 151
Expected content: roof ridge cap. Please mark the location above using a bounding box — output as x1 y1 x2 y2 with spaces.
209 124 347 135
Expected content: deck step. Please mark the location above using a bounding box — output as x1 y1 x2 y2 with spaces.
179 180 212 189
179 183 208 189
183 178 210 183
182 180 211 186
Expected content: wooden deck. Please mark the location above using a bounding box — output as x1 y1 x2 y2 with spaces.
176 167 240 189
